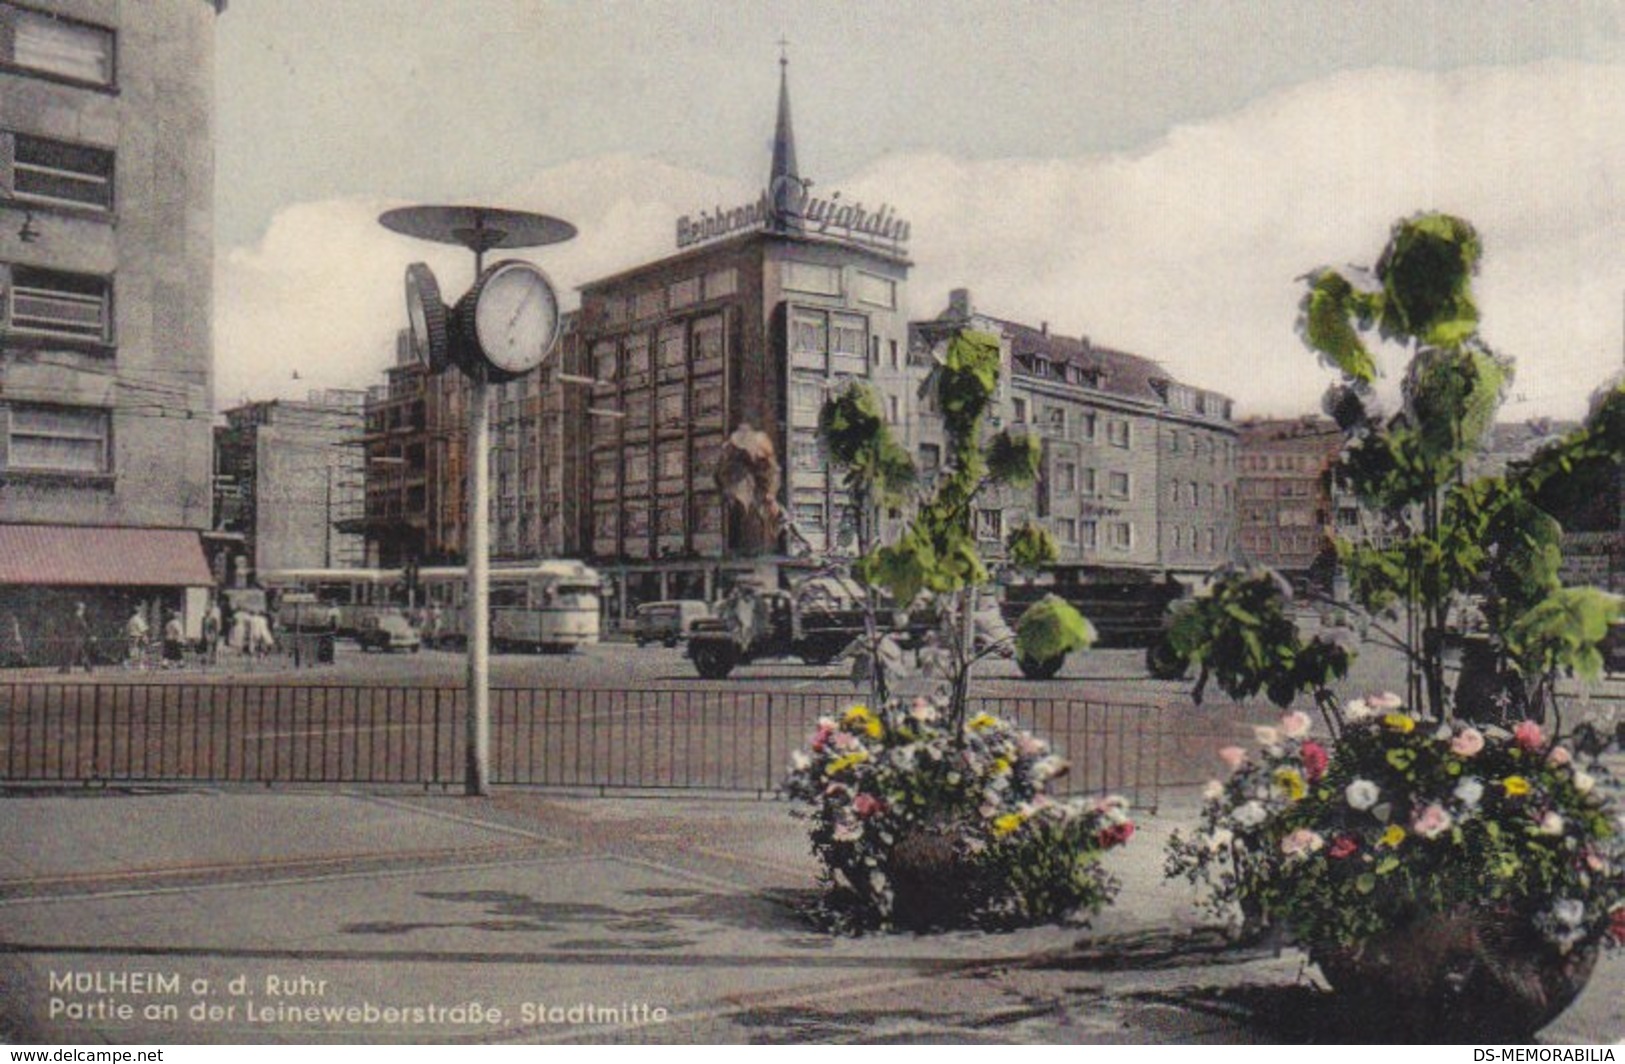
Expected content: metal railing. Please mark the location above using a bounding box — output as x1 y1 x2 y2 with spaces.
0 682 1168 809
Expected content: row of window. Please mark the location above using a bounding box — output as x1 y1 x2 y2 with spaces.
1166 480 1233 509
1238 452 1327 474
1165 429 1235 464
599 270 739 328
0 401 111 475
0 3 114 88
1167 525 1232 554
1 129 115 212
0 262 114 344
1008 398 1138 448
980 510 1136 552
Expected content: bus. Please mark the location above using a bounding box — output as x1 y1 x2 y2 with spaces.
418 561 601 653
259 561 602 653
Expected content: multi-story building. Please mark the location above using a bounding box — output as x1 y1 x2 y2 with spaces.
214 392 366 577
912 290 1237 580
567 57 915 620
1235 417 1342 584
0 0 223 648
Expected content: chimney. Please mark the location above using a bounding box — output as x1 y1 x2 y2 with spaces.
947 288 972 319
1040 321 1048 336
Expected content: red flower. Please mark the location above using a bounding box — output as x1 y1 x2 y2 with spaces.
1300 741 1329 783
810 723 834 752
1608 907 1625 947
1097 822 1135 848
852 792 885 819
1328 835 1358 860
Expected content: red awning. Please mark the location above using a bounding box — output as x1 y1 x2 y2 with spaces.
0 525 212 587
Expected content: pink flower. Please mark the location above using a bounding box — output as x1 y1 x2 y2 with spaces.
1547 745 1572 767
1368 691 1403 712
1450 728 1485 758
1280 828 1325 858
1413 803 1454 840
1300 741 1329 783
811 721 835 752
1280 711 1312 739
1328 835 1359 860
1219 746 1247 771
852 793 885 819
1513 720 1545 753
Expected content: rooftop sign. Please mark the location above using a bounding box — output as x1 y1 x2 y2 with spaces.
675 176 910 253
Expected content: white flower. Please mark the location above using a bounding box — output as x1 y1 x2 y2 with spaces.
1202 779 1225 802
1207 827 1235 852
1368 691 1404 712
1344 698 1375 722
1453 777 1484 808
1032 755 1067 781
1433 723 1454 742
1280 711 1312 739
1574 771 1596 795
1253 725 1281 746
1552 898 1585 928
1233 800 1267 828
1345 778 1380 812
790 751 811 771
1539 812 1566 836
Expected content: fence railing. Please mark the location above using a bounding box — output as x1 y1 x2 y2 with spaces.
0 682 1169 810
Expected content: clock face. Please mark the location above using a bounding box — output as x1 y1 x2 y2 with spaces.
471 261 560 375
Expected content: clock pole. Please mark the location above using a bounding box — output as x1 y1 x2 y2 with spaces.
378 204 575 799
466 361 491 794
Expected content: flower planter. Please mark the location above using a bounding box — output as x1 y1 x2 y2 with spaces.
887 820 972 930
1311 905 1598 1041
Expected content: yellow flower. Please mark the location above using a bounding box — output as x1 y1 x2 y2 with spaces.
992 812 1025 837
992 757 1012 776
825 751 870 777
1382 713 1416 734
1379 825 1406 848
1273 768 1307 802
1502 775 1531 797
842 705 883 740
968 713 998 732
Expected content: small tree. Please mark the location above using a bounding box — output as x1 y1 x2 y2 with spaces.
840 328 1089 727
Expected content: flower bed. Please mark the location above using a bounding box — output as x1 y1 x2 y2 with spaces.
785 698 1134 931
1168 694 1625 1037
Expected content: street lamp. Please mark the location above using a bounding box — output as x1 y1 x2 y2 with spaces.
378 205 575 797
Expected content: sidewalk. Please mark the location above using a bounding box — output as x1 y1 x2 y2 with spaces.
0 786 1619 1044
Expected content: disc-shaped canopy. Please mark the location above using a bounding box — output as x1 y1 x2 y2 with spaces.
379 205 576 253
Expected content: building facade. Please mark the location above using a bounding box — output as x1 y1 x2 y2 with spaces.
1234 417 1342 583
0 0 223 649
913 289 1237 580
214 392 366 577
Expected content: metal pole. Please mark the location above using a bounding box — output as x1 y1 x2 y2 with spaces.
466 367 491 795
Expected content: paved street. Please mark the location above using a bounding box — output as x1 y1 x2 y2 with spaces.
1 786 1620 1045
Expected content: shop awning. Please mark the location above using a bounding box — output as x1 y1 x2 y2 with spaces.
0 525 213 587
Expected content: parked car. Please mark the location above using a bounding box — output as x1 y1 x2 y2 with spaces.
635 600 710 647
356 611 421 654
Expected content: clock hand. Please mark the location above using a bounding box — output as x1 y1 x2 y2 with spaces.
507 288 537 332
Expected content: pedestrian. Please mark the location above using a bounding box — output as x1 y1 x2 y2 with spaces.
162 611 185 668
248 610 275 658
69 601 94 674
124 605 150 669
201 600 222 666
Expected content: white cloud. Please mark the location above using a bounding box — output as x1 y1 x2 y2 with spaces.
215 60 1625 420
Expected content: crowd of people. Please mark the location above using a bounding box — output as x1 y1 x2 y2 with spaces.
0 598 289 673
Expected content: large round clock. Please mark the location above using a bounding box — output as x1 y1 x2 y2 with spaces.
404 262 450 372
456 259 561 382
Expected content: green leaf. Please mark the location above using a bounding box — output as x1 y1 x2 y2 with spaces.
1016 594 1097 665
1299 269 1378 384
1354 873 1377 895
1375 856 1400 876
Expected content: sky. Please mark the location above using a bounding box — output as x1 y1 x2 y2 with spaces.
213 0 1625 420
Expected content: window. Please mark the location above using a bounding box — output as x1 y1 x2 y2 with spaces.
830 313 867 376
1109 471 1131 499
667 277 700 309
657 446 685 482
1010 397 1028 424
789 310 828 372
1055 461 1077 497
889 339 899 369
1081 467 1097 496
3 402 109 474
691 315 725 375
1107 420 1131 448
1080 412 1098 442
1081 519 1099 550
1055 517 1077 545
870 334 881 365
1168 431 1180 453
784 260 841 296
2 264 112 343
919 442 940 472
1108 522 1133 551
854 271 895 308
592 342 618 385
703 269 737 299
1043 406 1066 435
0 4 114 86
2 132 113 211
975 508 1004 542
1171 526 1182 550
657 324 686 376
888 394 900 423
633 289 664 320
